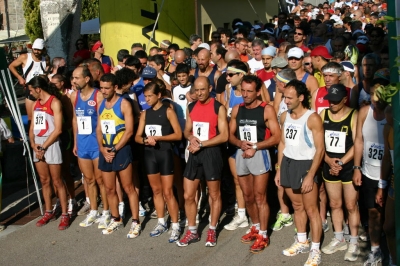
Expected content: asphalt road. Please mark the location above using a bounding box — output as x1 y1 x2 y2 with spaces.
0 208 372 266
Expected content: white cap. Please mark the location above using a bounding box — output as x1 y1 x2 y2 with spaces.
32 38 45 50
288 47 304 58
198 43 210 50
261 46 276 57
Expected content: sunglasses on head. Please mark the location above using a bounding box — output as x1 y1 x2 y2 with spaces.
226 73 240 77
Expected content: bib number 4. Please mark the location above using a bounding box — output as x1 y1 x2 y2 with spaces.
193 121 209 141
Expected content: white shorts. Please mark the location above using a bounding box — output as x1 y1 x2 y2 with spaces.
235 149 271 176
33 136 62 164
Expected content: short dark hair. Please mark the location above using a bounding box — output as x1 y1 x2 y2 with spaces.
220 28 232 38
100 73 117 86
285 79 311 109
227 59 248 73
131 43 143 49
115 68 136 88
144 82 161 94
124 56 141 69
135 50 148 59
176 64 190 74
117 49 130 62
168 43 180 52
148 55 165 70
215 45 227 59
241 75 262 92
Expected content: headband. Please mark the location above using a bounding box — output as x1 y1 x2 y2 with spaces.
322 67 342 75
227 67 246 74
276 73 290 84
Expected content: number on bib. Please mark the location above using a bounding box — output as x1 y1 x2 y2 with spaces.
193 121 209 141
101 120 116 134
284 123 302 146
78 116 92 135
324 130 346 153
145 125 162 137
365 141 384 166
239 125 257 143
33 111 46 130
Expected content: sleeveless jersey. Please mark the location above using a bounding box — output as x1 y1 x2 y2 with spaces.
277 99 288 122
361 106 386 180
235 102 271 144
358 82 370 106
225 85 244 118
99 97 125 146
74 89 99 151
144 104 173 151
33 95 55 137
188 98 221 141
264 78 276 101
283 109 316 160
301 72 309 83
172 83 191 127
314 86 351 114
23 53 46 83
101 55 112 74
194 65 218 98
323 108 356 158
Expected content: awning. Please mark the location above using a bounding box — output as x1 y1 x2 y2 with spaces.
81 18 100 35
0 35 30 44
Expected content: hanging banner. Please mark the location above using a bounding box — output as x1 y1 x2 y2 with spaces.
279 0 298 14
99 0 195 60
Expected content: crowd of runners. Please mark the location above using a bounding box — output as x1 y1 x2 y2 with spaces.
5 0 398 265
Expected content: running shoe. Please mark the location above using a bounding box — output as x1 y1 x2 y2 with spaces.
271 213 293 231
304 249 322 266
139 202 147 217
58 214 70 230
344 243 360 262
127 220 141 239
282 236 310 256
205 229 217 247
149 223 168 237
176 230 200 247
77 201 90 216
150 209 158 219
322 220 330 233
241 226 259 244
224 214 249 231
98 213 111 229
36 211 56 227
250 234 269 253
359 231 370 242
102 218 122 235
118 203 125 220
67 199 77 218
363 249 383 266
169 227 181 243
79 211 98 227
321 238 347 254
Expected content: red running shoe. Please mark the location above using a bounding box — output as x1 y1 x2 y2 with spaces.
176 230 200 247
241 226 259 244
205 229 217 247
250 234 270 253
36 212 56 227
58 214 70 230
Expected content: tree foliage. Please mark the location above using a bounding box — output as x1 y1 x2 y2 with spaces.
23 0 44 42
81 0 99 22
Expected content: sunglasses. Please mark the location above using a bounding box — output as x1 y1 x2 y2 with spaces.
304 62 311 66
294 32 303 36
226 73 240 77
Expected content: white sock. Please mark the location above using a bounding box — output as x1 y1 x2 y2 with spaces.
172 222 179 230
86 197 90 204
297 232 307 243
89 210 98 216
209 225 216 230
158 217 165 225
371 246 380 252
281 213 290 219
253 223 260 231
237 208 246 218
189 226 197 234
119 202 124 206
102 210 110 216
311 242 320 251
259 230 267 238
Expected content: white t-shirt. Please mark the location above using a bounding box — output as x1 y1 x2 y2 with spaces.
247 58 264 74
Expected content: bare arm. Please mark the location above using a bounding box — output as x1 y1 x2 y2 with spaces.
350 84 359 109
307 76 319 96
260 83 270 103
273 91 283 115
114 99 133 150
134 110 147 144
228 105 242 147
340 110 358 164
70 91 79 156
8 54 27 85
42 98 63 150
202 105 229 147
352 105 368 186
311 89 317 111
257 105 280 149
152 108 182 142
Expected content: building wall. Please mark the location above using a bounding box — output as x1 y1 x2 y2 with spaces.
0 0 25 31
198 0 278 40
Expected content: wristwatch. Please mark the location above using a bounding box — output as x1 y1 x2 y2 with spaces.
38 146 46 151
110 146 117 153
199 142 203 148
353 166 361 170
252 144 258 150
336 160 343 166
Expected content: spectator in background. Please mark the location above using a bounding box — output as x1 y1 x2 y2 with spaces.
92 41 114 74
189 34 202 51
131 43 144 55
73 39 91 67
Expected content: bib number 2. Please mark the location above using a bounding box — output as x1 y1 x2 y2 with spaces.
101 120 116 134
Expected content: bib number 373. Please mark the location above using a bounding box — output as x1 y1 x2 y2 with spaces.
193 121 209 141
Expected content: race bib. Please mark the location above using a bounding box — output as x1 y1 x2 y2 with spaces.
101 120 116 134
239 125 257 143
193 121 209 141
33 111 46 130
365 141 384 166
324 130 346 153
145 125 162 137
284 123 302 146
78 116 92 135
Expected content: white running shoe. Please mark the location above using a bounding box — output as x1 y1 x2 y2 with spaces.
102 218 122 235
98 213 111 229
127 220 141 239
79 211 98 227
224 214 249 231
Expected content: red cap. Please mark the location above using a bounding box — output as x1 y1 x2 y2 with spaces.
381 3 387 9
91 41 103 52
356 44 367 53
310 45 333 59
